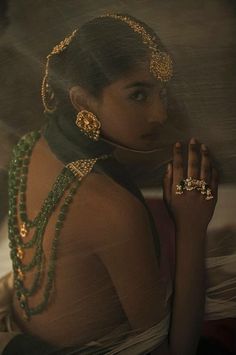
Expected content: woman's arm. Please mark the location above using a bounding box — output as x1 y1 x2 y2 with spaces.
150 227 206 355
156 139 218 355
167 226 206 355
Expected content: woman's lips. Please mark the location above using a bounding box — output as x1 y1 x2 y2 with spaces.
141 132 159 140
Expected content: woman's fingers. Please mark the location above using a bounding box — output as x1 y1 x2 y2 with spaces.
169 138 217 200
173 142 184 190
200 144 211 184
188 138 200 179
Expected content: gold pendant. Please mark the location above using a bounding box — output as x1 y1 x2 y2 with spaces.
20 222 28 238
16 247 24 260
17 268 24 281
66 158 97 179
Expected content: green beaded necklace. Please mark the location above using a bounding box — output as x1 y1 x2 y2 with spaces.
8 130 111 320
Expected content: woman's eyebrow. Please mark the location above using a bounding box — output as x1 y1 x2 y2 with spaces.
124 81 155 89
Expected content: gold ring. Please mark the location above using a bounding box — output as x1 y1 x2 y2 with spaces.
175 177 213 200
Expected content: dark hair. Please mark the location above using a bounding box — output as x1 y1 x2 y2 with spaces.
46 14 165 116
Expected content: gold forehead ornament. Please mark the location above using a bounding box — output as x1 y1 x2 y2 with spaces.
100 14 173 82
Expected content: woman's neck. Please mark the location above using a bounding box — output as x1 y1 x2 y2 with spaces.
100 136 163 154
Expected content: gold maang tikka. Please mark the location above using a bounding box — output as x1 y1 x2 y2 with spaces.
41 29 79 113
100 14 173 82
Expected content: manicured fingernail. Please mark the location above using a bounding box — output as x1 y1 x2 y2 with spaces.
190 137 197 144
201 144 207 151
175 142 181 148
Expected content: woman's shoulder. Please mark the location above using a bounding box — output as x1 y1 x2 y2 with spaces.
78 171 145 219
73 171 151 248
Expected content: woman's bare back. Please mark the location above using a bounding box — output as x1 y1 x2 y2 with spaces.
12 137 128 347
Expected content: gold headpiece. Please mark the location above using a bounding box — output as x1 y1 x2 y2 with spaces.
41 29 79 113
41 14 173 113
100 14 173 82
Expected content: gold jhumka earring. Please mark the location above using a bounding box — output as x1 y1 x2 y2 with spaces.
75 110 101 141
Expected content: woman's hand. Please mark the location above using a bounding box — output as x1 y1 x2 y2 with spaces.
163 138 218 233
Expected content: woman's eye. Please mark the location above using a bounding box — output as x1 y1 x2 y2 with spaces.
129 90 148 102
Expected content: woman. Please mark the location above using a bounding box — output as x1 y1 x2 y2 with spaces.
0 14 220 354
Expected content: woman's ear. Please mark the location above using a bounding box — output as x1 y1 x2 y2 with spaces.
69 86 90 112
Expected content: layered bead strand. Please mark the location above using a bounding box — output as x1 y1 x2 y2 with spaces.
8 131 80 320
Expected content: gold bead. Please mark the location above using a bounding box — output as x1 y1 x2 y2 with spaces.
17 268 24 281
16 247 24 260
20 222 28 238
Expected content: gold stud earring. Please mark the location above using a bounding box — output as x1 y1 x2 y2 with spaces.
75 110 101 141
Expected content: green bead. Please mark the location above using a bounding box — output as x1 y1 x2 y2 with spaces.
58 213 65 221
19 193 26 201
70 187 77 195
13 187 18 194
47 270 54 278
55 221 63 230
21 142 29 151
13 159 20 166
13 259 20 268
19 185 26 193
61 205 69 213
20 213 27 222
15 279 22 288
22 167 28 174
19 203 25 211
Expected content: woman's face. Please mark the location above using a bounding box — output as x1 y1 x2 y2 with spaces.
94 63 169 151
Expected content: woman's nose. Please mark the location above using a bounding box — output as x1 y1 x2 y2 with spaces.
148 97 167 125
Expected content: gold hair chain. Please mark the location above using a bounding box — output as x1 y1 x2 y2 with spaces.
41 29 79 113
100 14 173 82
